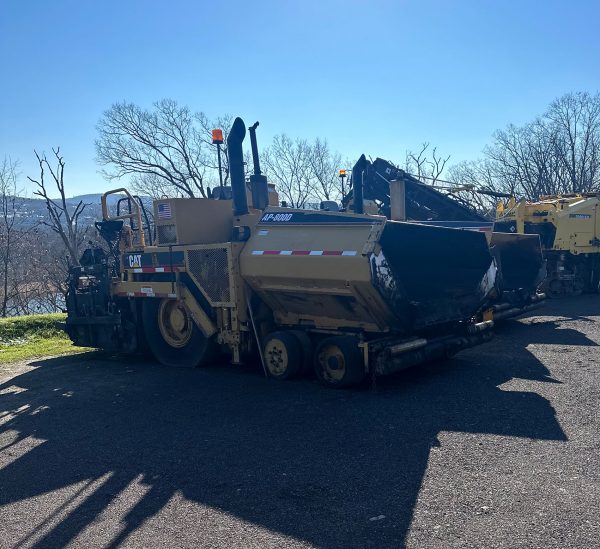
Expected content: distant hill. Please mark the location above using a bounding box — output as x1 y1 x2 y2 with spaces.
13 193 151 230
67 193 125 207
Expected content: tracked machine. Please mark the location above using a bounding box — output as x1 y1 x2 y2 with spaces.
65 118 498 388
495 194 600 297
343 156 546 321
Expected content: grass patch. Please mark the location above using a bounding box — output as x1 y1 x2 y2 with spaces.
0 313 87 365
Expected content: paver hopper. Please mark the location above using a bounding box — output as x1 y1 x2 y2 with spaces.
241 209 496 335
344 157 546 320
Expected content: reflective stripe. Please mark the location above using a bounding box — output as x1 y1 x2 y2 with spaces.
117 292 177 299
128 266 176 273
250 250 358 256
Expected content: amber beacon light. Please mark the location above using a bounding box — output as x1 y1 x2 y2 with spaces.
212 129 225 188
212 129 224 145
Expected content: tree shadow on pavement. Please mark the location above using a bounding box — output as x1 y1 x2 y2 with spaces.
0 313 577 548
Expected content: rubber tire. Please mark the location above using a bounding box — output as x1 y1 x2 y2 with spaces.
142 298 217 368
263 331 303 380
570 277 585 296
313 336 366 389
289 330 313 375
545 277 563 299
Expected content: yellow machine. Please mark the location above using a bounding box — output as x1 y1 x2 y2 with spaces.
496 194 600 297
65 117 500 388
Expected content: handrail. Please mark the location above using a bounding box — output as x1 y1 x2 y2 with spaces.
116 195 154 245
101 188 146 248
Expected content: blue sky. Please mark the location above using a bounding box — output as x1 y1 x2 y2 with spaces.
1 0 599 196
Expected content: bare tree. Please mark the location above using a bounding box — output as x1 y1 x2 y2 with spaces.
27 148 88 266
308 138 344 201
447 159 503 217
96 99 232 198
263 135 346 207
0 157 66 316
0 157 22 316
405 142 450 185
546 92 600 193
484 92 600 199
4 228 69 315
485 120 559 199
263 135 315 208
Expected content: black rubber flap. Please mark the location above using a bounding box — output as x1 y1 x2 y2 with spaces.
379 221 493 302
490 232 544 291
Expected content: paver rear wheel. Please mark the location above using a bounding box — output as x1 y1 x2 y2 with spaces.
545 277 564 299
142 298 217 367
314 336 366 388
570 277 585 296
263 331 304 380
289 330 313 375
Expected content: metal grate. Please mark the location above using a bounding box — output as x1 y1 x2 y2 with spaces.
187 248 230 303
157 224 177 245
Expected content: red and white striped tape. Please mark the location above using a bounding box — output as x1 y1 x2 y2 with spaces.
130 266 177 273
117 291 177 298
251 250 358 256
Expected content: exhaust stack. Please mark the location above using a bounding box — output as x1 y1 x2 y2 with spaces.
227 117 248 216
248 122 269 210
351 154 367 214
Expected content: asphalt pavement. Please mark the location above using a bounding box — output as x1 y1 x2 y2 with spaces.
0 297 599 548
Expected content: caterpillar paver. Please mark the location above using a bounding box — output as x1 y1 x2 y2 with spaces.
495 194 600 297
65 118 497 388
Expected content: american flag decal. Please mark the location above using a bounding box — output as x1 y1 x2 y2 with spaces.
157 202 172 220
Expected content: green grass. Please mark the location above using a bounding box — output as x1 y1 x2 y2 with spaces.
0 313 87 364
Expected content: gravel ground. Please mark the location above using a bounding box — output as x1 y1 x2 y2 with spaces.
0 297 599 548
